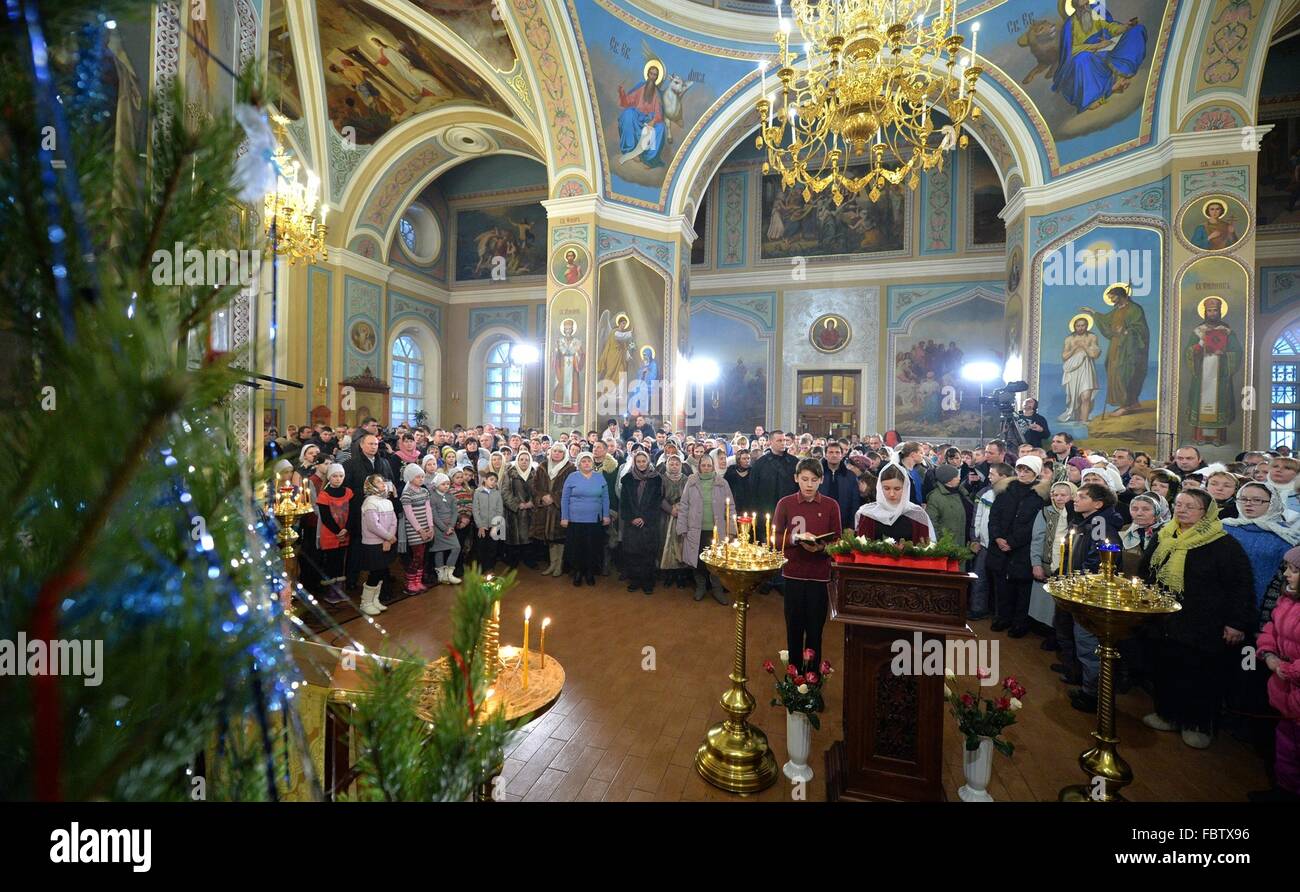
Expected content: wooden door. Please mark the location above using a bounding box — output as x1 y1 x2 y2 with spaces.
796 371 860 439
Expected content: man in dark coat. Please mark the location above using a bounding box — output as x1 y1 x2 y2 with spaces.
343 431 396 587
986 456 1049 638
819 442 860 531
751 431 799 542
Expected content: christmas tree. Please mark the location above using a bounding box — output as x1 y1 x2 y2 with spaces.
0 0 514 802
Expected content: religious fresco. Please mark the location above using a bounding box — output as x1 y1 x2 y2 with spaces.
102 14 152 199
1036 225 1163 452
979 0 1174 173
407 0 519 72
573 0 752 207
266 0 304 120
760 168 906 259
453 201 546 281
689 307 769 433
184 0 236 116
549 290 588 428
1176 256 1248 458
595 256 667 418
969 148 1006 246
551 243 591 286
890 291 1006 440
316 0 513 146
1176 194 1250 252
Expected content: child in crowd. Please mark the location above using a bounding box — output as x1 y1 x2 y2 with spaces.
1253 546 1300 801
473 471 505 572
450 468 475 579
358 474 397 616
399 464 436 593
427 472 462 585
314 463 352 604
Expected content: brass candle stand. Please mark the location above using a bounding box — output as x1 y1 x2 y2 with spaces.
271 481 315 613
695 516 786 794
1045 546 1180 802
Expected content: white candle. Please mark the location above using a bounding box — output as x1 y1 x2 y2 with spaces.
971 21 979 61
951 0 957 32
759 59 767 95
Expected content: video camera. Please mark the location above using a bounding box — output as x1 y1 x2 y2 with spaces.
980 380 1029 413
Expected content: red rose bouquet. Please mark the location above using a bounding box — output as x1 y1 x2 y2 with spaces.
944 673 1026 756
764 648 834 730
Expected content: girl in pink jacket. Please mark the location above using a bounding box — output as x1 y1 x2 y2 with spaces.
1256 545 1300 799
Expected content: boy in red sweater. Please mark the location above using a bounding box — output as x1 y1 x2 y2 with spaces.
773 458 842 672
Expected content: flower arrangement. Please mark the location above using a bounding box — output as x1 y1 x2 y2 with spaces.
764 649 833 730
944 672 1026 756
826 529 974 568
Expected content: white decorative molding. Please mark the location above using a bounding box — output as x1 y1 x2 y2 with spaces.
543 194 696 243
1257 238 1300 261
1002 128 1272 223
690 256 1005 292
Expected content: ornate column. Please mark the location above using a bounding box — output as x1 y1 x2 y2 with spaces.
541 195 694 432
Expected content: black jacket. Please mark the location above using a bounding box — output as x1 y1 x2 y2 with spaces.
619 473 663 561
751 450 800 514
1066 507 1124 573
724 465 760 518
986 479 1050 579
1020 412 1051 448
343 452 396 531
1139 533 1257 654
819 460 861 531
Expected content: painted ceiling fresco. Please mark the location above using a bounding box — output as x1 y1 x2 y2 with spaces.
316 0 515 145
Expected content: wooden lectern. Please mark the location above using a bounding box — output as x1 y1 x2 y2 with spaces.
825 563 973 802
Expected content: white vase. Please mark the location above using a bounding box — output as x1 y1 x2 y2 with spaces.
783 711 814 783
957 736 995 802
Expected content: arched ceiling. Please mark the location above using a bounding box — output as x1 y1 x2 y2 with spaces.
264 0 1293 241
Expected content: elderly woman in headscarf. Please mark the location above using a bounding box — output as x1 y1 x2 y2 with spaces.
620 449 663 595
1139 489 1257 748
502 450 538 569
1120 491 1169 576
658 454 690 588
531 443 573 576
561 451 611 586
1223 481 1300 610
853 462 935 542
1029 480 1078 659
678 453 735 604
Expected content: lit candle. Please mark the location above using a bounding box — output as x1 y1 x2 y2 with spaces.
541 617 551 669
523 605 532 689
1057 536 1066 577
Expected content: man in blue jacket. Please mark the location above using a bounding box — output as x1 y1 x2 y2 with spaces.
819 441 860 531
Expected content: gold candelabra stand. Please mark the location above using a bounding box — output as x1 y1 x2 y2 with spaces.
695 514 787 793
271 479 315 613
1045 546 1180 802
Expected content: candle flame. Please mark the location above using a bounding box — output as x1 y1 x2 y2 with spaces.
542 617 551 628
524 605 532 620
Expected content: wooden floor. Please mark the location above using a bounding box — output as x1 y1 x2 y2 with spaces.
329 566 1270 802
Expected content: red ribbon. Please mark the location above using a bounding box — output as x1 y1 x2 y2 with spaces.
32 568 87 801
445 643 475 719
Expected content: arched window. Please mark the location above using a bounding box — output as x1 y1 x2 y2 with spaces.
484 340 523 430
391 334 424 425
1271 325 1300 449
398 216 417 253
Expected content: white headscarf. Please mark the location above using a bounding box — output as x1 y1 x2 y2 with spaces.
546 445 570 478
1223 481 1300 545
514 449 534 481
854 462 936 540
1081 464 1124 494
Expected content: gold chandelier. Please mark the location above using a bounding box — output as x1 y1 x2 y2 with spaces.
264 113 328 263
756 0 983 204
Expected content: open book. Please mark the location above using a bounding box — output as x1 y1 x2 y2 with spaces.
792 530 838 544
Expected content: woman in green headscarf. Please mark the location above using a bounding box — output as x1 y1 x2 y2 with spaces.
1139 488 1256 749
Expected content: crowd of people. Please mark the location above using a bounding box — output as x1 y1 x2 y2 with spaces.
265 407 1300 802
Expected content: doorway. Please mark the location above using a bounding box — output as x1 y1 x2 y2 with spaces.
796 371 860 438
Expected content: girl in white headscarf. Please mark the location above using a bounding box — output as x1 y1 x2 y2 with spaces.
853 462 935 542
